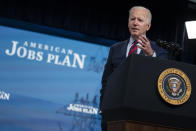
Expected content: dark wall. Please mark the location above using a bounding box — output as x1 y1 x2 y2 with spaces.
0 0 187 41
0 1 129 41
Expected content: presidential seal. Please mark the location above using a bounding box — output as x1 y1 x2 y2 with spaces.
158 68 191 105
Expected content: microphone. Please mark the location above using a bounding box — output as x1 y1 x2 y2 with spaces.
156 39 183 56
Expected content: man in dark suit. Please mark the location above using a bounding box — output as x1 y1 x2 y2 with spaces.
99 6 168 131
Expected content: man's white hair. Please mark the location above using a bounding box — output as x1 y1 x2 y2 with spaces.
129 6 152 24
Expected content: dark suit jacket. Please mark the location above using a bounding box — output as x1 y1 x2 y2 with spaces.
99 39 168 111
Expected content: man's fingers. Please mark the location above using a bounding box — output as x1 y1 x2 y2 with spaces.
137 39 146 48
137 44 144 50
138 35 149 45
141 36 148 42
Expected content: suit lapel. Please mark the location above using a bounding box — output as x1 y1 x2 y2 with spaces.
139 50 145 56
120 40 129 60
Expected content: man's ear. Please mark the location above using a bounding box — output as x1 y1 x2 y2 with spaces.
147 23 151 31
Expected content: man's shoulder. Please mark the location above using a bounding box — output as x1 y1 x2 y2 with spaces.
110 39 129 48
150 40 161 49
150 40 165 51
150 39 168 59
150 40 157 46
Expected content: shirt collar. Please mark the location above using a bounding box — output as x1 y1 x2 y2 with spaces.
129 36 135 45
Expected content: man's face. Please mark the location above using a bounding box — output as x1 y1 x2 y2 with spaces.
128 8 151 39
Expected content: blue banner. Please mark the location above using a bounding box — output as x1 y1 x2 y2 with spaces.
0 25 109 131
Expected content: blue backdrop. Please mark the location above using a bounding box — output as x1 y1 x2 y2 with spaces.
0 25 109 131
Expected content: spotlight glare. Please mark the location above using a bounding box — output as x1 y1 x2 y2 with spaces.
185 21 196 39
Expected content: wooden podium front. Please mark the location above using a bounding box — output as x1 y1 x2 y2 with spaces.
107 120 195 131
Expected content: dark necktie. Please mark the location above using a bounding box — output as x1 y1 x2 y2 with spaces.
128 41 138 55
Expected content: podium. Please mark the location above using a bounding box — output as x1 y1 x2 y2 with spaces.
102 54 196 131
